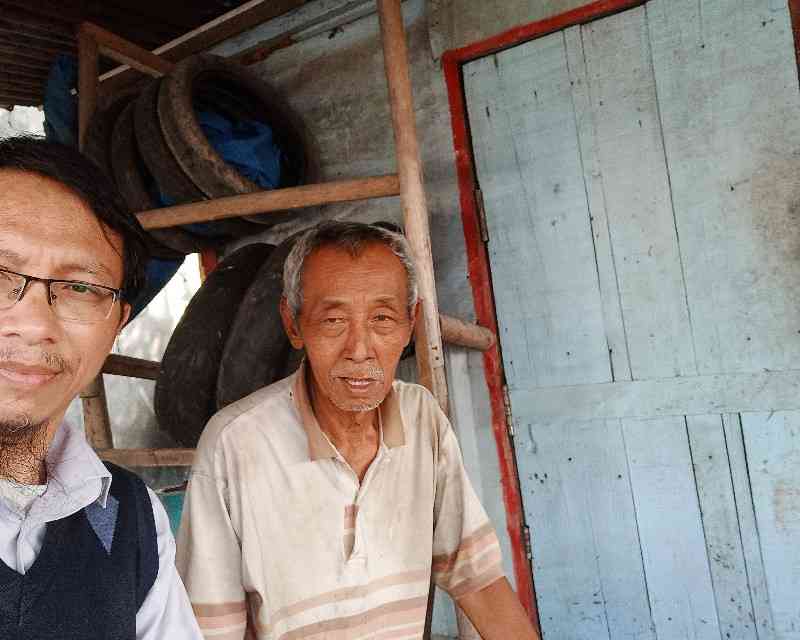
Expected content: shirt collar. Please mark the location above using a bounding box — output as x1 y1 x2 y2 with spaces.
45 420 112 508
291 361 406 461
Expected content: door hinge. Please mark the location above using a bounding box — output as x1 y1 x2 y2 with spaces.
475 187 489 243
502 384 514 437
523 525 533 560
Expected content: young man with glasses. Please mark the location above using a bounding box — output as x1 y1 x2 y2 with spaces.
0 136 201 639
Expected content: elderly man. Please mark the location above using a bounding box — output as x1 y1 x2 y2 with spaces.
177 221 539 639
0 136 201 639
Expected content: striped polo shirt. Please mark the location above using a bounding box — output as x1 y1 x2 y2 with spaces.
176 364 504 640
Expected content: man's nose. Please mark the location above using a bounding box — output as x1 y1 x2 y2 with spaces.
0 280 58 345
345 320 373 362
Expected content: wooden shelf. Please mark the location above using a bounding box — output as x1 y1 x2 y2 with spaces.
97 448 195 467
137 174 401 229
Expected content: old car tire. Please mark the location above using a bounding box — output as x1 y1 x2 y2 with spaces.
111 101 211 257
155 242 274 446
216 233 301 409
158 53 317 227
134 78 258 240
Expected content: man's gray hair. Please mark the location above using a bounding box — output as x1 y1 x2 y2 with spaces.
283 220 419 318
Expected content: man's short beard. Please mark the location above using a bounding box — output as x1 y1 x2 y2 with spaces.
0 414 49 484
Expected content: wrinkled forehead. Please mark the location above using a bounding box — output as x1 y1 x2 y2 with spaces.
0 170 124 282
302 244 409 295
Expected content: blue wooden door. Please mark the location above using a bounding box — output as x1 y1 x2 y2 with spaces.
464 1 800 638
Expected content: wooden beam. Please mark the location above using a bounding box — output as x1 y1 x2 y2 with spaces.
2 62 49 79
96 448 196 467
0 5 74 41
80 375 113 449
0 30 74 56
0 45 52 70
0 0 80 25
0 77 43 92
102 354 160 380
136 175 401 229
377 0 448 412
439 314 495 352
79 22 175 77
0 94 42 107
98 0 303 95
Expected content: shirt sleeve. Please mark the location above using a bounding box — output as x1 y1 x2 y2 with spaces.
430 407 505 600
175 429 248 640
136 487 203 640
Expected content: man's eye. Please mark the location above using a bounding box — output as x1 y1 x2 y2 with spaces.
374 314 395 322
323 317 344 324
69 284 91 294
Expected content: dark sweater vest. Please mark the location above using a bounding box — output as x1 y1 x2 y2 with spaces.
0 463 158 640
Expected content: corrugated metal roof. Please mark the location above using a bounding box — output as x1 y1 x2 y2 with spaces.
0 0 250 108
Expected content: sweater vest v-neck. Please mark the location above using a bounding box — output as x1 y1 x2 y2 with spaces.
0 463 158 640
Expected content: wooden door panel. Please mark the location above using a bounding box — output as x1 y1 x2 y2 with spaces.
464 33 612 390
649 0 800 376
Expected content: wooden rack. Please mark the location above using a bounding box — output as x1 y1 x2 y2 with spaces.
76 1 496 463
76 6 495 635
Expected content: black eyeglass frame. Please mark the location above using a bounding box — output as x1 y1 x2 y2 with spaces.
0 266 122 322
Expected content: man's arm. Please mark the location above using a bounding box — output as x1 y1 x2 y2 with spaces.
457 577 540 640
136 489 203 640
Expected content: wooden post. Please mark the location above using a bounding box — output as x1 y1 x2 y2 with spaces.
80 375 113 449
77 25 114 449
377 0 448 413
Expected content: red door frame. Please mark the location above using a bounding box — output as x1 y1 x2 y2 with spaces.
441 0 800 625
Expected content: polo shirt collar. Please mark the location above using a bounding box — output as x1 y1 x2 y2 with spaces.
292 361 406 461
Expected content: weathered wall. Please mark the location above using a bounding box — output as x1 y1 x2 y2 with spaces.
429 0 587 56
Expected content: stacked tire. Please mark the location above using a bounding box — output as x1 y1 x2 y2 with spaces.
84 53 317 255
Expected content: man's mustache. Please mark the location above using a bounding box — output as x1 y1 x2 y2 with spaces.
0 348 72 374
330 364 385 381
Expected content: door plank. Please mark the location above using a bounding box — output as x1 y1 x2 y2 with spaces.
624 416 721 639
648 0 800 375
463 33 611 389
723 413 776 639
516 369 800 421
687 414 758 639
741 411 800 638
564 24 632 382
581 6 697 381
516 417 653 639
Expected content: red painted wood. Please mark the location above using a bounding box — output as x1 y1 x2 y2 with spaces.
443 52 539 627
789 0 800 69
448 0 644 64
199 248 219 280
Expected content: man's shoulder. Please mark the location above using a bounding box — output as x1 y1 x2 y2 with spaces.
391 378 439 407
390 379 450 438
194 375 297 459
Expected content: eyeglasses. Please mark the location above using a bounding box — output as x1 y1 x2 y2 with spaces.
0 267 121 323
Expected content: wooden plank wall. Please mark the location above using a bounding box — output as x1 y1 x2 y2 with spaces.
463 0 800 637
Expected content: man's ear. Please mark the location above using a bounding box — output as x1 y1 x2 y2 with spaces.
280 296 304 349
406 299 421 345
117 302 131 333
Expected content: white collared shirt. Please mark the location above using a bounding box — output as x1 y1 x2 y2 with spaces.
0 420 202 639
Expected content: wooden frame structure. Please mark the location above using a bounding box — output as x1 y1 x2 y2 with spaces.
76 2 496 466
